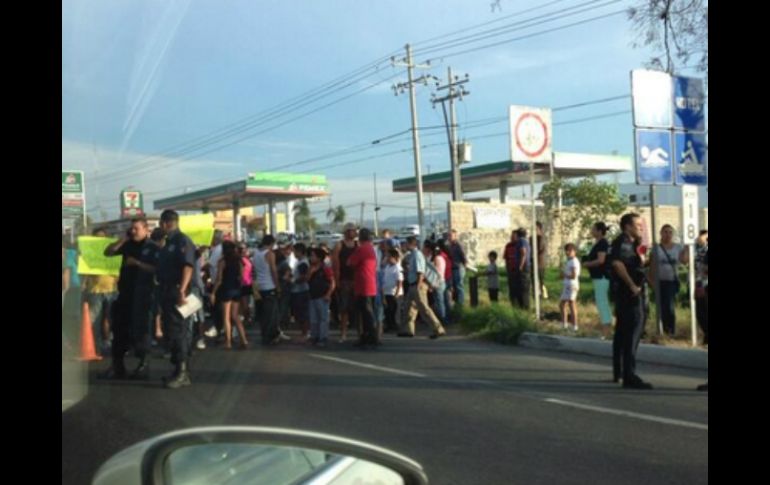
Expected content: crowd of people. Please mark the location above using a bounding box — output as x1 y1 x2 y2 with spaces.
62 210 707 392
62 215 477 389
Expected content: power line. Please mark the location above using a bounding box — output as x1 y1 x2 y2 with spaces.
411 0 571 47
91 1 624 184
94 70 406 183
89 100 633 207
413 0 615 57
424 9 627 63
92 52 402 181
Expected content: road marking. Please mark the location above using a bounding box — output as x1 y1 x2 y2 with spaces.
544 398 708 431
308 354 427 378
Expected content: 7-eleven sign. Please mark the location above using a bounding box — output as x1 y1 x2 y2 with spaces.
120 190 144 218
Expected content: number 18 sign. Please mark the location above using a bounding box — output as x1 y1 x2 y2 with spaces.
681 185 699 243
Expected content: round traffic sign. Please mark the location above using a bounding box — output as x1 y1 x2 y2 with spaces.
514 112 549 159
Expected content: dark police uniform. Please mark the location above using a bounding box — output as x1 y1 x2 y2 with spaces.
129 240 160 376
157 229 196 382
608 233 649 387
106 237 149 377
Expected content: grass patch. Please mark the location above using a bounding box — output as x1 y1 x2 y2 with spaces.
456 303 536 345
467 265 704 345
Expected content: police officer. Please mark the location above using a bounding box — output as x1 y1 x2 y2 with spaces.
608 213 653 390
128 227 161 379
102 217 155 379
157 210 196 389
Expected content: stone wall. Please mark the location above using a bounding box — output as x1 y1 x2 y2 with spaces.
448 201 708 269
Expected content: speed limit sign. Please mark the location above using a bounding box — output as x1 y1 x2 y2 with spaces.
681 185 699 243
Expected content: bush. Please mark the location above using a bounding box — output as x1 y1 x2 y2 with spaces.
457 304 536 345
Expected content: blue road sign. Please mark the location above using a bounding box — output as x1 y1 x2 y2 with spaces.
636 129 674 185
674 132 708 185
673 76 706 132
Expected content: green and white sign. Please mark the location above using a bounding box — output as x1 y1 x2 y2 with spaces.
62 170 86 220
120 190 145 218
247 172 328 193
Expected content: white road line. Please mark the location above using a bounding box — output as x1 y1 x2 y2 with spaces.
544 398 708 431
308 354 427 378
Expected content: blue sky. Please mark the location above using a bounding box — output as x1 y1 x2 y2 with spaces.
62 0 705 223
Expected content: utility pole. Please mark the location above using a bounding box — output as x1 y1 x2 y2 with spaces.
427 164 434 230
431 67 470 202
360 202 365 228
373 173 380 235
392 44 432 242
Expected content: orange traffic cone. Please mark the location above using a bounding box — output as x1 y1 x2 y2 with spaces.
78 301 102 361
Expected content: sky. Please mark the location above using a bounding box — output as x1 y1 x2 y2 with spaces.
62 0 706 225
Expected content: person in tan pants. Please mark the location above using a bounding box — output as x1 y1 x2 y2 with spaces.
398 237 446 339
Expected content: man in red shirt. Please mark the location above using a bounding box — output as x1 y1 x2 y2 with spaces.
503 230 518 305
347 227 379 348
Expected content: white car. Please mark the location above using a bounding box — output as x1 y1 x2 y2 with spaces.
315 230 343 245
397 225 420 240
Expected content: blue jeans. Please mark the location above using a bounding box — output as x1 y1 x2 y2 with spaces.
659 280 678 335
432 282 446 325
85 292 117 354
309 298 330 342
452 265 466 306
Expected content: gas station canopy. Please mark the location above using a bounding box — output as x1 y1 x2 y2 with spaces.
392 152 631 194
154 172 329 211
154 172 329 238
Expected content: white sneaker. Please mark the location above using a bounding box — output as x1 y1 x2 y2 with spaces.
279 332 291 341
196 338 206 350
204 327 218 338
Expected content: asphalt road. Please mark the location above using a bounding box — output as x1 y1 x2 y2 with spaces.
62 327 708 485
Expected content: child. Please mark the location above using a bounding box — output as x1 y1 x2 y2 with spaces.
381 248 404 333
560 243 581 331
486 251 500 302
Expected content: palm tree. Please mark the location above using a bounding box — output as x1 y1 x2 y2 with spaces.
326 205 346 230
293 199 317 234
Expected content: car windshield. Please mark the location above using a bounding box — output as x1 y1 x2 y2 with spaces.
63 1 708 484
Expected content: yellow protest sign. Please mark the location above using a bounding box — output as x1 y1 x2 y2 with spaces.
77 236 121 276
180 213 216 247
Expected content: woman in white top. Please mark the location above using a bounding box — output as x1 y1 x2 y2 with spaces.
649 224 688 337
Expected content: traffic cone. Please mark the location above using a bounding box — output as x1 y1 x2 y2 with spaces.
78 301 102 361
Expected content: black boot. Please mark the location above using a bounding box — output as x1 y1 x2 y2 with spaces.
164 361 191 389
97 365 127 380
129 357 150 380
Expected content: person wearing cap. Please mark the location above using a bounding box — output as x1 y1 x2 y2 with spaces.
332 222 360 343
347 228 379 348
156 210 197 389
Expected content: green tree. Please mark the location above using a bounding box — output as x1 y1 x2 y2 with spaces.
540 176 627 248
326 205 346 229
293 199 318 233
